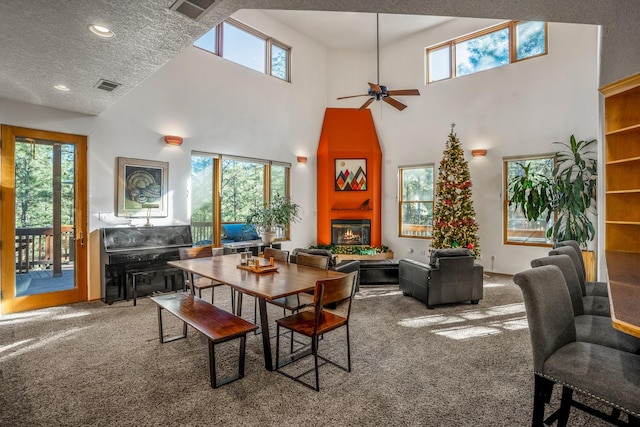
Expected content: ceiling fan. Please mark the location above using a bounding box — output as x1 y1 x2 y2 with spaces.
337 13 420 111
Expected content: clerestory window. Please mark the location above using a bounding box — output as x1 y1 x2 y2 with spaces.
194 19 291 82
427 20 547 83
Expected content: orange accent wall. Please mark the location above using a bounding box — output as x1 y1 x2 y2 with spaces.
317 108 382 246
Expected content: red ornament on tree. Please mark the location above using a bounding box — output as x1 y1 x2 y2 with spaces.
467 243 474 250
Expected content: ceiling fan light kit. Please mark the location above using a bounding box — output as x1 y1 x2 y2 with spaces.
337 14 420 111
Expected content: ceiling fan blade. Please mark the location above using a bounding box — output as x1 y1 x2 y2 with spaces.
368 82 382 93
383 96 407 111
337 94 370 100
358 98 375 111
388 89 420 96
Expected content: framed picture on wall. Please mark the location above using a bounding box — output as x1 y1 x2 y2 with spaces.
116 157 168 217
335 158 367 191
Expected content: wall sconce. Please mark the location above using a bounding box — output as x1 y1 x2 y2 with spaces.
297 156 308 164
164 135 183 146
471 149 487 157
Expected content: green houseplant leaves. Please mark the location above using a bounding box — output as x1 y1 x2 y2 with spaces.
508 135 597 248
245 194 301 233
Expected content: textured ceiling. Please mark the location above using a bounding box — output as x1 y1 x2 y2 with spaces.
0 0 635 116
0 0 226 116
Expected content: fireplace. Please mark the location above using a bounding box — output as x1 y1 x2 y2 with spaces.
331 219 371 246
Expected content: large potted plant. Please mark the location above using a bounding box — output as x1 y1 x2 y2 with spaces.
508 135 597 276
246 195 301 244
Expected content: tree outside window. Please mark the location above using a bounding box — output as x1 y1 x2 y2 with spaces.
399 165 434 238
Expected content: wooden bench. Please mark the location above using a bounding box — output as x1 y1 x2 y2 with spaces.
128 266 183 306
150 292 258 388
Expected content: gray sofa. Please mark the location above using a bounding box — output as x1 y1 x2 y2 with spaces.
399 248 483 309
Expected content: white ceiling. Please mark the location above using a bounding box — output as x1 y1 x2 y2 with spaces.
262 11 453 50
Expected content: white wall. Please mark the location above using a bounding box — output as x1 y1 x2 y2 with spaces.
0 13 600 301
327 19 600 274
0 10 328 300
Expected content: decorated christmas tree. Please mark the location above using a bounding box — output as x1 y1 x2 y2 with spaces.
432 124 480 258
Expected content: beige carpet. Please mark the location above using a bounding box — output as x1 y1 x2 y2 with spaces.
0 273 621 426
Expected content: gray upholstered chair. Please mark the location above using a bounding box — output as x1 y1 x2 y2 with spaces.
399 248 483 309
532 254 609 317
513 265 640 425
531 255 640 354
553 240 608 297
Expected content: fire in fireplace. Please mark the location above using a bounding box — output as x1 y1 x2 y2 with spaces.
331 219 371 246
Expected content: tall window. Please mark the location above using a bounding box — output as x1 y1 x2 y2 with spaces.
427 20 547 83
190 153 292 245
221 157 265 223
399 165 435 238
190 153 217 245
504 155 555 245
194 19 291 82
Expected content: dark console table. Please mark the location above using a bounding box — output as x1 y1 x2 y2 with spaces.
359 259 399 285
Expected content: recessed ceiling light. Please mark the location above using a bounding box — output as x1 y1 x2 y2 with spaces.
89 24 115 38
54 84 70 92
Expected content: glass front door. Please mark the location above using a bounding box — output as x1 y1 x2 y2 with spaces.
1 125 87 314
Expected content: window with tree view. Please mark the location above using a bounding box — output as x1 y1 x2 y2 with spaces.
399 165 434 238
427 21 547 83
504 155 555 245
194 19 291 82
190 153 292 246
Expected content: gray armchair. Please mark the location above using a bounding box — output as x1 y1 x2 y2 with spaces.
399 248 483 309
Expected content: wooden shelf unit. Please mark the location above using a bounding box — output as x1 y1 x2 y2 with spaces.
600 73 640 253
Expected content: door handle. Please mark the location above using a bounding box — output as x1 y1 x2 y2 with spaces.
79 231 85 247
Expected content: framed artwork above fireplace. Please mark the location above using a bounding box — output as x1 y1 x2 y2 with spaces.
335 158 367 191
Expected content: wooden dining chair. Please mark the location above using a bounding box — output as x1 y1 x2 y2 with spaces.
178 246 234 312
295 252 330 269
267 251 331 329
263 247 289 262
275 271 358 391
248 247 293 330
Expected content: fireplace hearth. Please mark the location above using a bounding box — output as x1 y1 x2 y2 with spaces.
331 219 371 246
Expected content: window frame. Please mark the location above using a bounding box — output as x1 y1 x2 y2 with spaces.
194 18 292 82
190 152 293 246
398 164 435 239
426 20 548 83
503 153 556 247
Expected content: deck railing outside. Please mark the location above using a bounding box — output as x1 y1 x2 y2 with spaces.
15 226 74 273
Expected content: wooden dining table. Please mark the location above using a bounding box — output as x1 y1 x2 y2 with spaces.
168 253 345 371
605 251 640 338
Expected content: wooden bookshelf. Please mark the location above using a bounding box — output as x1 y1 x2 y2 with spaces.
600 73 640 253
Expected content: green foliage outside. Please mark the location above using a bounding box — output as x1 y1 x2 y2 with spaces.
15 141 75 228
401 167 434 232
